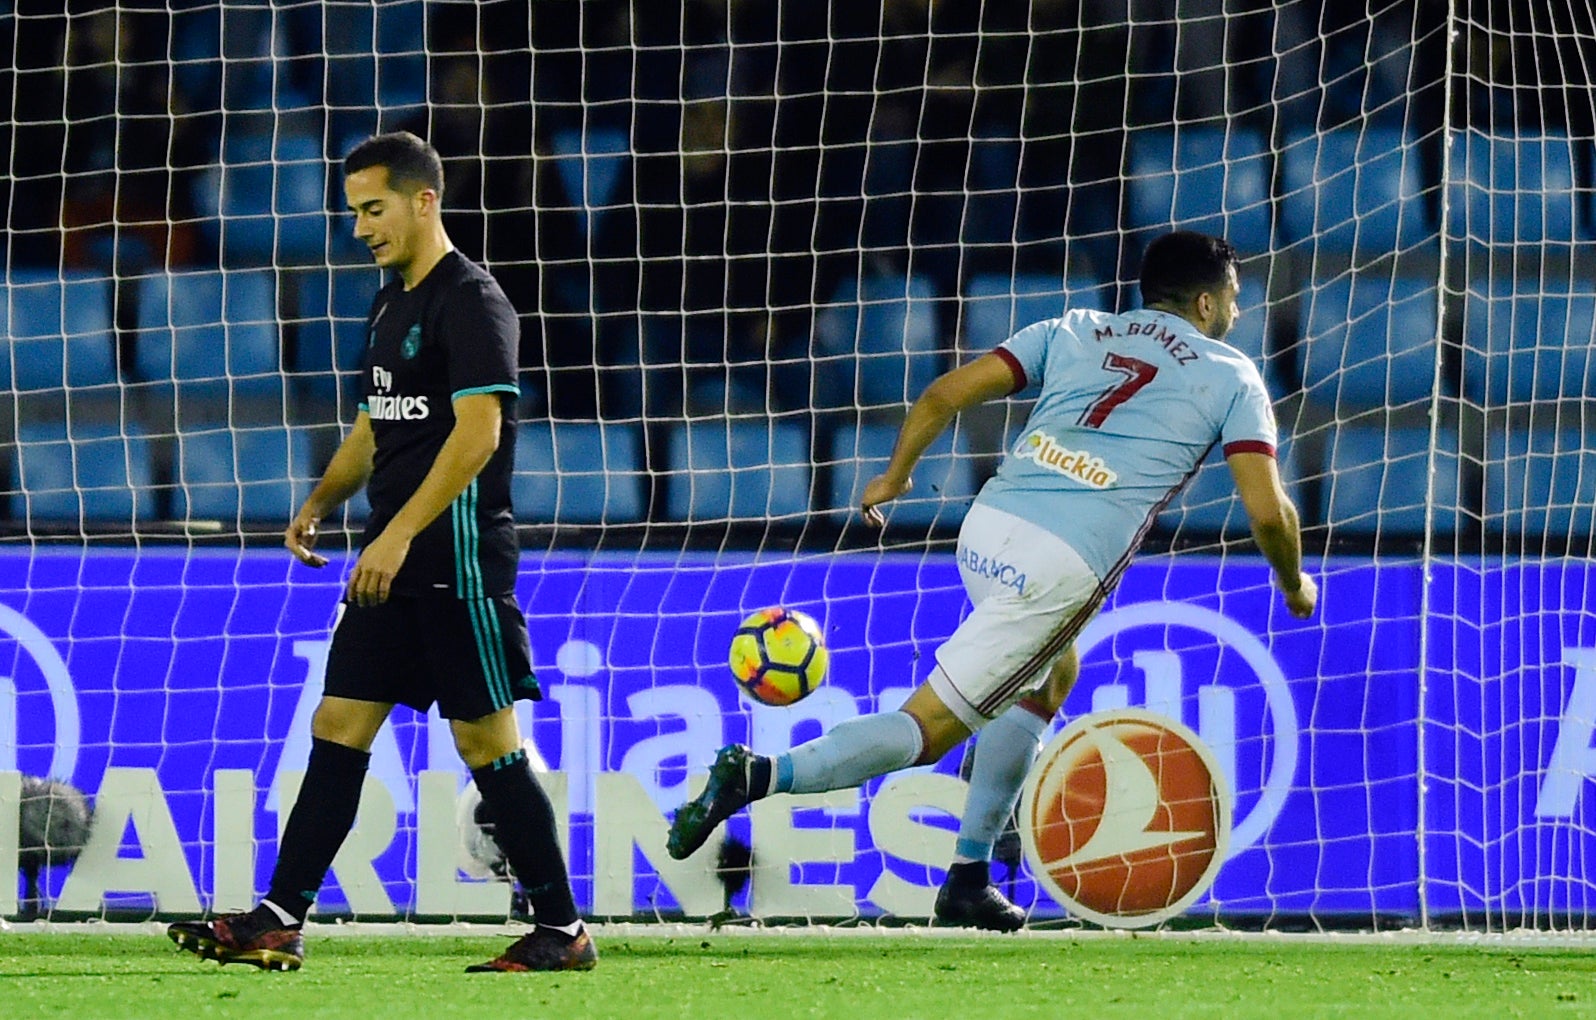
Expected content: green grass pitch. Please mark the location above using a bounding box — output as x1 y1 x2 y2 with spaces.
2 931 1593 1018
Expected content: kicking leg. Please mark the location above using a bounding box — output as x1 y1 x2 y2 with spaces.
665 680 971 860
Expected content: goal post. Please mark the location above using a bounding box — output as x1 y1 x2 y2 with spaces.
5 0 1596 932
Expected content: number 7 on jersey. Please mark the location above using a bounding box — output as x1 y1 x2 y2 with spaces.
1078 352 1159 429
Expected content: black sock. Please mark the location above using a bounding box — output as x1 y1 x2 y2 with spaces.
265 737 371 923
948 860 990 888
472 749 579 929
748 755 773 800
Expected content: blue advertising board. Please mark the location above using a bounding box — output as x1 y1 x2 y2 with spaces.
3 548 1595 925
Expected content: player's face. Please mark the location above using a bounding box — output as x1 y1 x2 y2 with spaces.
344 166 429 272
1200 265 1242 339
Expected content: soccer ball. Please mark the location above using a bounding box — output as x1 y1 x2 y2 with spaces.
728 606 829 707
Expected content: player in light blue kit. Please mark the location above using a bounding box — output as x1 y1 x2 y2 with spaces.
666 231 1318 928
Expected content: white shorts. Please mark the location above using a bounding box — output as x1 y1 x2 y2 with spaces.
929 503 1106 730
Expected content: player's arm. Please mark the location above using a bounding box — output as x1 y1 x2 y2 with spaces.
861 352 1017 526
285 410 376 568
345 393 503 605
1227 450 1316 619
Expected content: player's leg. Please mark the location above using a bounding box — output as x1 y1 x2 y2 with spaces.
928 504 1103 928
169 600 406 970
166 695 392 970
666 676 970 861
453 707 596 972
937 647 1079 931
434 593 594 973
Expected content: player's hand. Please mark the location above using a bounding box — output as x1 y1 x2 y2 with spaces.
285 508 328 568
860 473 912 528
346 529 411 606
1280 571 1317 619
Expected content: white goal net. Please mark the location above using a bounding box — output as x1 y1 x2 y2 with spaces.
3 0 1595 932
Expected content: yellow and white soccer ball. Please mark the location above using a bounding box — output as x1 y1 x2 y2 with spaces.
728 606 829 707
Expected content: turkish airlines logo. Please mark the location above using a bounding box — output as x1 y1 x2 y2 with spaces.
1020 709 1231 928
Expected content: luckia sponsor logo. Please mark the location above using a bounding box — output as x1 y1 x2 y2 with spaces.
1015 431 1118 488
1020 709 1231 928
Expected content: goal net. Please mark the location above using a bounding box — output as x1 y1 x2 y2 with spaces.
4 0 1595 932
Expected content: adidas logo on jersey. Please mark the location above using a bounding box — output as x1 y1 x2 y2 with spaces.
368 394 431 421
1017 431 1118 488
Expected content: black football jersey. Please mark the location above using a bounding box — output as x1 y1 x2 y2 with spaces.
358 251 520 598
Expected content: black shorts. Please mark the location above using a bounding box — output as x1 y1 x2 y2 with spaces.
322 594 540 721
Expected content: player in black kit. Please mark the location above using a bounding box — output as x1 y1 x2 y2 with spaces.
168 132 595 974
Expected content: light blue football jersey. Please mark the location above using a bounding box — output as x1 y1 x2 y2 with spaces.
975 307 1277 582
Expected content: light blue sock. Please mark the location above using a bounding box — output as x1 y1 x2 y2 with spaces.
775 712 925 795
952 704 1049 861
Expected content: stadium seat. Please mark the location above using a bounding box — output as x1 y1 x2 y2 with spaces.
1300 274 1440 410
829 422 976 529
4 272 118 393
173 427 314 523
1484 427 1596 539
292 266 384 408
1447 131 1581 245
1322 423 1461 537
135 270 284 420
374 0 427 109
513 421 645 524
962 273 1111 355
1280 128 1434 255
15 420 156 524
550 127 630 241
960 132 1021 252
1126 128 1273 253
814 274 942 410
1461 276 1596 405
664 418 810 522
1158 434 1302 535
195 131 329 268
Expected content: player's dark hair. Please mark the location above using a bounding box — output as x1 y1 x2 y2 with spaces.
1139 231 1239 308
344 131 445 198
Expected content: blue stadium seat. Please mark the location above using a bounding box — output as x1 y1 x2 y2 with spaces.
1485 428 1596 538
962 273 1112 356
135 270 283 419
960 132 1021 251
513 421 644 524
15 420 156 524
1127 128 1273 253
195 131 328 268
374 0 426 109
1461 276 1596 405
1322 424 1460 536
292 267 383 407
829 422 975 529
664 418 810 522
1280 129 1433 255
814 274 942 409
173 427 314 522
1158 435 1301 534
1300 274 1440 410
1447 131 1581 245
4 272 117 393
550 127 630 241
